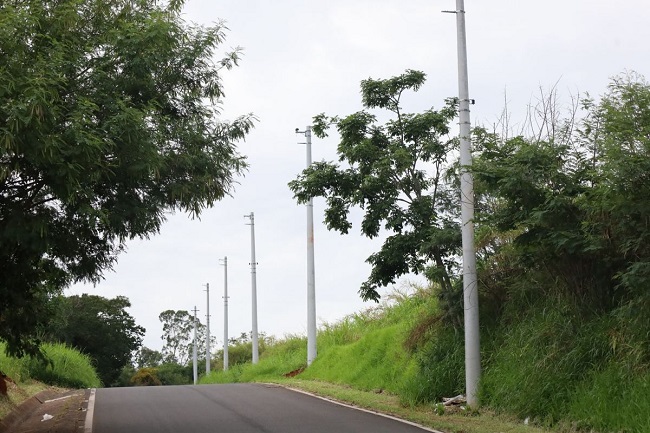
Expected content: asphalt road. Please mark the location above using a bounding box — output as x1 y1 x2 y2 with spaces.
91 383 435 433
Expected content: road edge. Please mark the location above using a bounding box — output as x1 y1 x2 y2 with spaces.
84 388 96 433
277 384 445 433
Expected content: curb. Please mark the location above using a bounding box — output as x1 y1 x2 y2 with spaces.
268 383 445 433
0 389 87 433
84 388 96 433
0 389 56 433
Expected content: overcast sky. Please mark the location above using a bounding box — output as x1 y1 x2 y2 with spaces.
69 0 650 352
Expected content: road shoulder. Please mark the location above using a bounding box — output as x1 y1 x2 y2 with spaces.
0 388 90 433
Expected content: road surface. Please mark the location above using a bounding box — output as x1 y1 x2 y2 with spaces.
91 383 435 432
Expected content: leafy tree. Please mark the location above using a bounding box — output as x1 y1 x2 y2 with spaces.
136 346 164 369
0 0 254 356
44 294 145 386
159 309 214 365
289 70 460 302
114 364 137 388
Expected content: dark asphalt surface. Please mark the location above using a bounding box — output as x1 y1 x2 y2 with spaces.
92 383 433 433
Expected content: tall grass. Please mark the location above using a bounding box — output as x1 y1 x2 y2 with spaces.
567 364 650 433
475 295 650 432
301 324 418 395
201 334 307 384
202 282 650 432
202 284 431 389
0 341 101 388
401 326 465 405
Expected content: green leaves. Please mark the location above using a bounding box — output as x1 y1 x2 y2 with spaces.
1 0 253 356
289 70 459 301
44 294 145 386
159 309 213 366
360 69 426 110
473 72 650 317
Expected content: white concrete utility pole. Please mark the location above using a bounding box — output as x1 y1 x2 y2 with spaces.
204 283 210 375
296 126 317 366
244 212 259 364
220 256 229 371
444 0 480 407
192 306 199 385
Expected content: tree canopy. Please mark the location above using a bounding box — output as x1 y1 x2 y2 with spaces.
0 0 254 356
289 70 460 302
472 72 650 326
44 294 145 386
159 309 213 365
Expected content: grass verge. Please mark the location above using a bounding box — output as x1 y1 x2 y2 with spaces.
0 341 101 419
269 378 551 433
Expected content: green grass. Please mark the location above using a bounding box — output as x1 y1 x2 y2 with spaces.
200 284 650 433
274 379 552 433
567 364 650 433
301 324 417 395
0 341 101 389
201 334 308 384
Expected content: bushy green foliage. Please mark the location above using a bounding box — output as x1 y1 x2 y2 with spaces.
0 341 100 388
44 294 144 387
463 73 650 432
289 70 460 302
113 365 137 388
0 0 254 357
130 368 162 386
157 363 191 385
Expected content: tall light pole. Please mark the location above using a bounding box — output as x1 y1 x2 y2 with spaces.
244 212 259 364
192 306 199 385
204 283 210 375
444 0 480 406
296 126 317 366
220 256 229 371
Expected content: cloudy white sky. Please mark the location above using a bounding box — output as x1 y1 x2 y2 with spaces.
69 0 650 352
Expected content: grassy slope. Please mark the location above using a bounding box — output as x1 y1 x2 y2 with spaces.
0 342 101 419
202 285 650 433
201 289 552 433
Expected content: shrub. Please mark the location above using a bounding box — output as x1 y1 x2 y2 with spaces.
157 363 191 385
130 368 162 386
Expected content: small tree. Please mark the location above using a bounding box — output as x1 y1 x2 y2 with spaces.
289 70 460 302
130 368 162 387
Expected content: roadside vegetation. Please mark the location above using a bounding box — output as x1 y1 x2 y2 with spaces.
201 281 649 433
201 72 650 433
0 342 100 389
2 3 648 430
0 342 100 419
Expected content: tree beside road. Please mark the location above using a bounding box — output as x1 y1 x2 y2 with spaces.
0 0 254 357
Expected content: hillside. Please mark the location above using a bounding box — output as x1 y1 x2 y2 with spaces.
201 284 649 433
